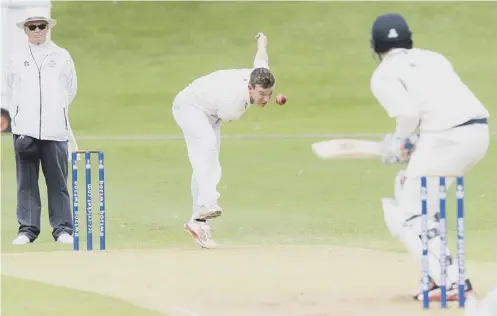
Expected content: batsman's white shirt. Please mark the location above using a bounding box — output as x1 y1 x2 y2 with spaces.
371 48 489 133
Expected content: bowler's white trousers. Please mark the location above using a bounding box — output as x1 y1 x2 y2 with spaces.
172 90 222 213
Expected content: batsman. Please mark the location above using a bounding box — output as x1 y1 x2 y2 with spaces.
369 13 490 301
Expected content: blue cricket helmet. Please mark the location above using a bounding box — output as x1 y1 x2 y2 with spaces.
371 13 413 54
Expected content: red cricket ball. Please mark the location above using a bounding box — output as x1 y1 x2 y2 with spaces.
276 94 287 105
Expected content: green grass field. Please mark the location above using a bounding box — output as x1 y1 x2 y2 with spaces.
1 275 164 316
1 2 496 315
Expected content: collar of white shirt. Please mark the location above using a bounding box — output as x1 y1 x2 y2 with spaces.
382 48 409 60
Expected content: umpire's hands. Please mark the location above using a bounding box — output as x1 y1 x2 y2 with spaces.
68 153 81 163
68 144 81 162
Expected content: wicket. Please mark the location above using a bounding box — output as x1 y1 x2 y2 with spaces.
420 176 465 309
71 150 106 251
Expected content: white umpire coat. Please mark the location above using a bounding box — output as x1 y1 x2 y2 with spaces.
5 40 78 150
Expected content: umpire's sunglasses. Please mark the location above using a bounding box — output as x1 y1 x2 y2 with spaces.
26 24 47 31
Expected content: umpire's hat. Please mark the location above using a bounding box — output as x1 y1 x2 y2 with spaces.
371 13 412 54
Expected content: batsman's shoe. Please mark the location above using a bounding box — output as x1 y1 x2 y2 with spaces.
196 203 222 220
414 279 474 302
444 280 474 302
184 220 216 249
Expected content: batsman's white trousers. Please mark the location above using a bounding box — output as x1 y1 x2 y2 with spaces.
399 123 490 220
172 91 221 210
385 123 489 286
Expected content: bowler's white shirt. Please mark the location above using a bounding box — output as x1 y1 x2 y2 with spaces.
179 59 269 122
371 48 489 133
185 68 252 121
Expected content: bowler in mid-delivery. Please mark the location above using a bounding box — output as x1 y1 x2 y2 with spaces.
172 33 276 249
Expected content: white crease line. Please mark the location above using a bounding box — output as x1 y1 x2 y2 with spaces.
171 306 202 316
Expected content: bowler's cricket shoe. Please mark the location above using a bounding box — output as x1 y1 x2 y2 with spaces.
414 278 474 302
197 203 222 220
184 220 216 249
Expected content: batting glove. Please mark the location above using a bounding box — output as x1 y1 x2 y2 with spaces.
381 133 416 165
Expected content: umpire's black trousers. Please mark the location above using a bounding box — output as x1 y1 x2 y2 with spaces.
14 134 73 242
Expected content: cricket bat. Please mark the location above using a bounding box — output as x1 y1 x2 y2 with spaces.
311 139 385 160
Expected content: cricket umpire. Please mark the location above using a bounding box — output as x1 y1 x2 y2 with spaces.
5 14 79 244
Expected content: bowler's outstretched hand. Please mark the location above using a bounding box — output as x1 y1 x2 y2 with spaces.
256 32 267 48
